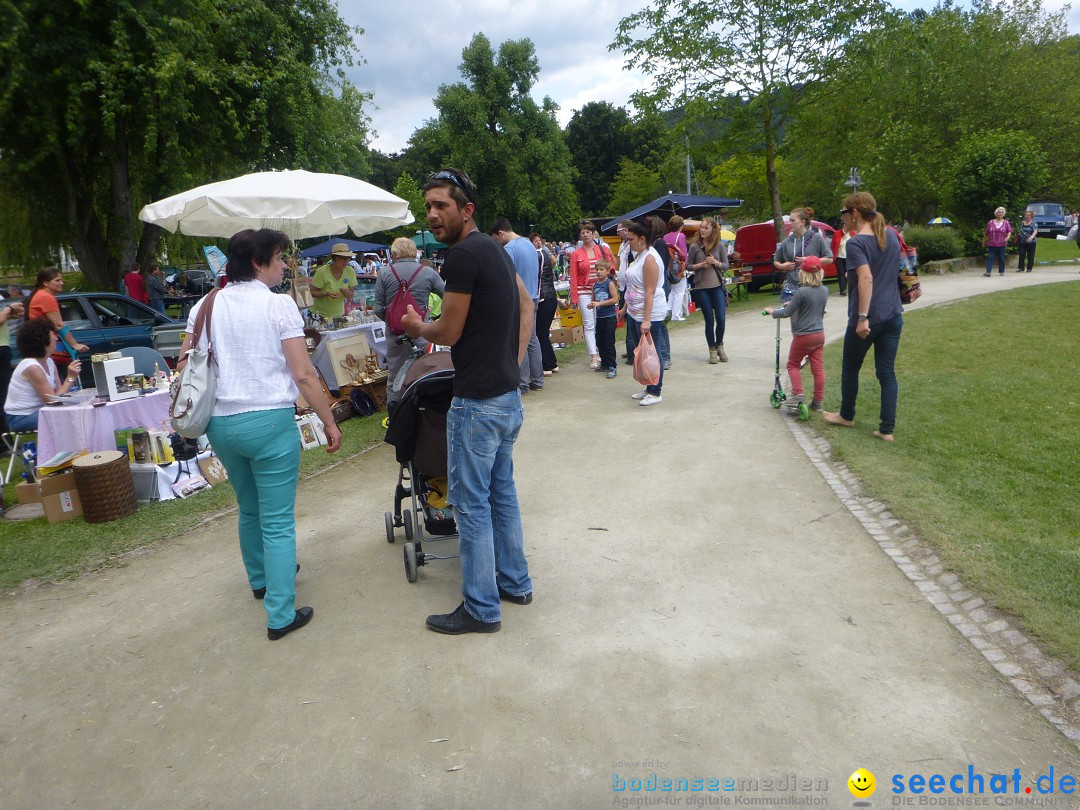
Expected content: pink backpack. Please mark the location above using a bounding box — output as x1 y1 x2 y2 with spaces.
385 264 426 335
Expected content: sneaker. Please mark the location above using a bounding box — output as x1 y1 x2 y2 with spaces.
785 395 804 410
606 368 617 379
663 360 672 370
639 393 663 406
809 400 823 411
529 382 544 390
983 272 991 277
631 389 648 400
543 370 553 377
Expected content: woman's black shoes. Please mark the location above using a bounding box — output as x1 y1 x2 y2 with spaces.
252 564 300 599
267 606 313 640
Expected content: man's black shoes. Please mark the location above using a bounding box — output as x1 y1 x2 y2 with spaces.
498 587 533 605
426 603 501 634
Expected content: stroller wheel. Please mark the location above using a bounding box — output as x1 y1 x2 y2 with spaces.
384 511 396 544
403 509 414 541
404 541 418 583
798 402 810 422
770 389 786 408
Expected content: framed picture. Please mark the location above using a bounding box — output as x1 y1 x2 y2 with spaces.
325 333 372 388
295 415 321 450
372 325 385 342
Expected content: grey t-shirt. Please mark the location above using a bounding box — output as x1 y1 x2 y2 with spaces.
845 230 903 327
772 285 829 335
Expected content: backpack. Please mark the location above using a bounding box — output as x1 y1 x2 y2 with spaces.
384 263 426 335
664 243 685 286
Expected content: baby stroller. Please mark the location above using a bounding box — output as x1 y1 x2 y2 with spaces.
383 351 458 582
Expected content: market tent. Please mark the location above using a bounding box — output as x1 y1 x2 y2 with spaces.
412 233 447 254
299 238 388 259
601 194 743 234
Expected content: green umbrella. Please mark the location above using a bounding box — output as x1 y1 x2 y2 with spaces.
412 231 446 255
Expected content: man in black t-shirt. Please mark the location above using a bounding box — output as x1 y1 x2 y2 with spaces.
402 168 534 635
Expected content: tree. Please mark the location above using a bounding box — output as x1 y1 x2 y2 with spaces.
565 102 634 216
403 34 580 236
781 0 1080 223
384 172 426 241
708 155 780 222
949 131 1048 230
0 0 369 286
613 0 889 238
608 159 661 215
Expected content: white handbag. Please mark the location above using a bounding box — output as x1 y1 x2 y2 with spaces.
169 289 220 438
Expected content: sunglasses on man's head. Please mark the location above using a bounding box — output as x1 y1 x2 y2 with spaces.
428 170 475 205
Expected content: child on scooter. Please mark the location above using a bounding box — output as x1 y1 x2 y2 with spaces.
763 256 828 411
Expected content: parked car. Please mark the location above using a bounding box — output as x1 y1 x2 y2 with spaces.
1025 202 1068 238
165 267 216 295
733 219 837 291
1 291 186 386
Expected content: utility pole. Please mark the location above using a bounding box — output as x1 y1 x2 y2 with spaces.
845 167 862 194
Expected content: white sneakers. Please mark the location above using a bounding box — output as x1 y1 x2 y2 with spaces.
632 390 662 405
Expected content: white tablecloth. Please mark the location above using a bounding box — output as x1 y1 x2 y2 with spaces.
37 388 171 461
311 321 388 389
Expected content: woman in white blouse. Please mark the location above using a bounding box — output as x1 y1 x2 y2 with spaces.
180 229 341 641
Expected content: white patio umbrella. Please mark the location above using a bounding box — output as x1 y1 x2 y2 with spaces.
139 169 414 239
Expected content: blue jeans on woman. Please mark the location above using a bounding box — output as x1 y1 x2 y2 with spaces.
206 408 301 630
693 286 727 347
839 314 903 435
446 390 531 624
4 410 39 432
625 317 665 396
986 245 1006 275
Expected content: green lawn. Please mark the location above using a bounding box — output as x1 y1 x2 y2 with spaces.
816 281 1080 667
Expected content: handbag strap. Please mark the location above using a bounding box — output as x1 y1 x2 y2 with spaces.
191 288 220 360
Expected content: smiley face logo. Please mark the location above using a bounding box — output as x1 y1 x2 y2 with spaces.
848 768 876 798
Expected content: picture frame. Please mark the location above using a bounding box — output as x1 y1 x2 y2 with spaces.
324 333 372 388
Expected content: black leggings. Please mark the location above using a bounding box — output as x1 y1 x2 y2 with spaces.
1017 242 1036 272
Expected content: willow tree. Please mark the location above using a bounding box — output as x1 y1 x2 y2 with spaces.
613 0 888 238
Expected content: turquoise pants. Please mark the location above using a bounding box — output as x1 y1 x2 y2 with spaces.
206 408 301 629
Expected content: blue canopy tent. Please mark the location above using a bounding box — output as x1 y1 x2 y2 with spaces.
600 194 742 233
299 238 388 259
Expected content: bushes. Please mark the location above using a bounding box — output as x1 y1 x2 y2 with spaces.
904 226 965 261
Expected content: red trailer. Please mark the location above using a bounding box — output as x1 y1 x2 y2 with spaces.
733 219 837 291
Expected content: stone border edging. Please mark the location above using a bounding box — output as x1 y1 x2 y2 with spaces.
785 417 1080 746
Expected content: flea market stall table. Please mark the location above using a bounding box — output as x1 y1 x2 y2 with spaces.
311 321 389 390
36 389 171 462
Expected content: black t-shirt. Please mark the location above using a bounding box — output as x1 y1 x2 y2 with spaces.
443 230 522 399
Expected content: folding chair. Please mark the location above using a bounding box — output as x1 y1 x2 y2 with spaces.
2 431 33 485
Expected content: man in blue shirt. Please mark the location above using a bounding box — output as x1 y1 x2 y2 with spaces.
490 218 544 392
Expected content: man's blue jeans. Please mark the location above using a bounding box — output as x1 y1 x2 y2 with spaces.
446 390 531 623
206 408 301 630
839 314 903 435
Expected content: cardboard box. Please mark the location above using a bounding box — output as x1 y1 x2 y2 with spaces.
549 326 585 346
38 470 83 524
559 308 583 328
16 481 41 505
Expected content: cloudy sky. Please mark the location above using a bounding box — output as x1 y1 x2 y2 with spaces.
339 0 1080 155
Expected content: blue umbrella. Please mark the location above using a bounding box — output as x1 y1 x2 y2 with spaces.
927 217 952 225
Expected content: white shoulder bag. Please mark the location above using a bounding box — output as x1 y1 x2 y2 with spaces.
169 288 220 438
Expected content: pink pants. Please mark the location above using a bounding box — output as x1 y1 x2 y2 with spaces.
788 331 825 402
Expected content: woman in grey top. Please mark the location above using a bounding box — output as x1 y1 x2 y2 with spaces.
772 207 833 303
375 237 446 408
824 192 903 441
687 217 730 364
